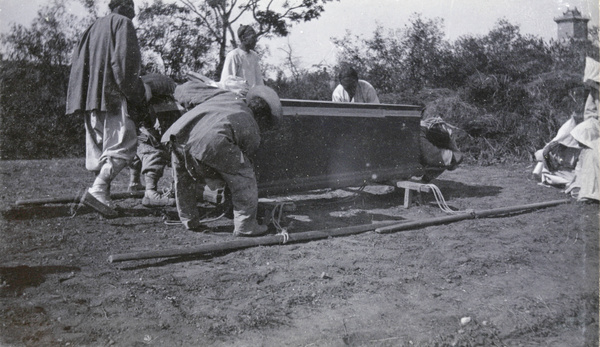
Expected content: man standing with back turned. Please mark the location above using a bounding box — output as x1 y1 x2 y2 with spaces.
66 0 151 216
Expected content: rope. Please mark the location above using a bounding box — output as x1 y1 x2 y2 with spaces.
69 188 89 218
422 183 473 215
278 228 289 244
270 202 292 243
161 186 174 198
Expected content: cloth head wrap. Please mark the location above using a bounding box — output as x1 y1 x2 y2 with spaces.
238 25 255 39
109 0 134 11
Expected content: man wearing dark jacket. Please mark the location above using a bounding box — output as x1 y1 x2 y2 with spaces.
66 0 151 216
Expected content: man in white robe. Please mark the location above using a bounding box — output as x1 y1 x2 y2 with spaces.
219 25 264 96
332 65 379 103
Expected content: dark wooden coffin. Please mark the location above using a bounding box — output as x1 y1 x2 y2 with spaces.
253 99 424 196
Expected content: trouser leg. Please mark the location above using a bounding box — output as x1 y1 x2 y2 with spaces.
171 152 200 229
128 155 144 191
84 103 138 172
219 160 265 236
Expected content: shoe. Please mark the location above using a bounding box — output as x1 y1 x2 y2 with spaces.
142 190 176 207
128 183 145 192
87 186 116 208
80 190 118 218
234 223 269 237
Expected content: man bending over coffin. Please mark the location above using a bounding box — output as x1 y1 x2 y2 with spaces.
127 73 180 207
161 86 282 236
332 65 380 103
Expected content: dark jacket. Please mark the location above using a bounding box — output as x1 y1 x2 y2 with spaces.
162 87 260 175
66 13 145 115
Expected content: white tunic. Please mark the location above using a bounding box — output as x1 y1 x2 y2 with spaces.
332 79 379 103
220 48 264 88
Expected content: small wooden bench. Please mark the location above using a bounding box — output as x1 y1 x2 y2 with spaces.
394 181 433 208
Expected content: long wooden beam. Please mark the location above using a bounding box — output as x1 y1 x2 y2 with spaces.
15 191 145 206
375 199 571 234
109 199 572 263
108 220 405 263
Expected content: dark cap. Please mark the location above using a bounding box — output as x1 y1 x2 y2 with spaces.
109 0 134 11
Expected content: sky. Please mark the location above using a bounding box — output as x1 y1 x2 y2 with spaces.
1 0 598 71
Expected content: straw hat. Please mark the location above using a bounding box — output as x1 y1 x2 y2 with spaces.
246 85 283 121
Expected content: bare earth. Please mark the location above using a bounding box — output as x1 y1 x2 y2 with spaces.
0 158 598 346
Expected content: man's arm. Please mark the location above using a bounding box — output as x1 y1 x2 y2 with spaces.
367 87 380 104
363 81 380 104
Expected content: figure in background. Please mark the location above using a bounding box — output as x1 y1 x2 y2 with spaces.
220 25 264 96
66 0 151 216
332 65 379 103
565 57 600 202
162 86 282 236
533 57 599 203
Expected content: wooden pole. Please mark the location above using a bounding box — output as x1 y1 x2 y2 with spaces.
375 199 571 234
108 220 405 263
15 191 145 206
108 198 571 263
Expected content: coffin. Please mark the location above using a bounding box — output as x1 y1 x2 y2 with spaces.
253 99 424 196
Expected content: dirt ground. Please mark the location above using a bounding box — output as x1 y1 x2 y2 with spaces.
0 158 598 346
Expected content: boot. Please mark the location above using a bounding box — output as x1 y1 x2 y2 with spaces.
232 209 269 237
89 178 114 208
234 222 269 237
142 171 175 207
128 160 144 191
84 158 128 216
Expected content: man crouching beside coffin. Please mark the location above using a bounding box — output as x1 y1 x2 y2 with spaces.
161 85 282 236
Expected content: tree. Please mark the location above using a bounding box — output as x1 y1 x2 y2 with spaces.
138 0 337 79
137 1 214 80
0 0 94 159
1 0 92 66
480 19 551 80
333 14 452 94
399 14 452 92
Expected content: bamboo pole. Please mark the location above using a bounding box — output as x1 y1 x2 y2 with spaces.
375 199 571 234
15 191 145 206
108 220 405 263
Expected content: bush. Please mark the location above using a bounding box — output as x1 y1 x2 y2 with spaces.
0 61 84 159
269 69 333 101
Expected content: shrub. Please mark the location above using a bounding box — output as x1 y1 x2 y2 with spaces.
0 61 84 159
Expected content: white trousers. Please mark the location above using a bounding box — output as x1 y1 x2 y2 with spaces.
85 99 138 172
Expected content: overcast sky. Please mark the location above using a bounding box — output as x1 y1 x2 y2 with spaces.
1 0 598 69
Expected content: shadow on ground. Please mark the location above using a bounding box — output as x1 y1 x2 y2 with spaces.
0 265 81 297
